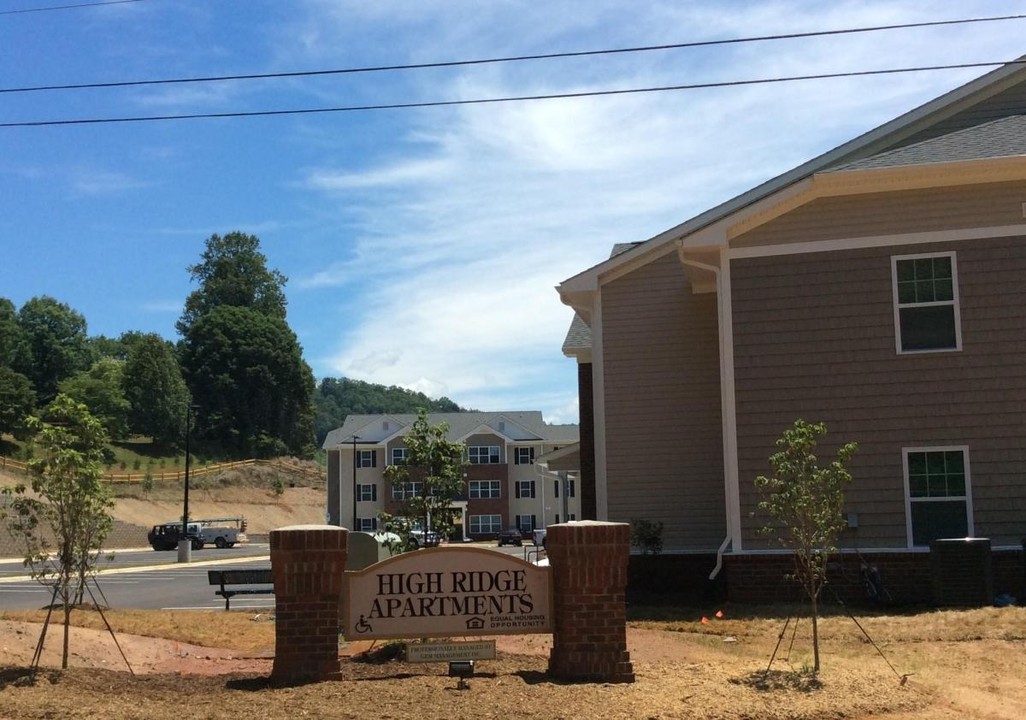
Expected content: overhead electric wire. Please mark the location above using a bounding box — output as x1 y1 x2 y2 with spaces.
2 59 1022 129
0 13 1023 95
0 0 146 15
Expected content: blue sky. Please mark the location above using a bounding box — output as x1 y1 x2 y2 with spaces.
2 1 1024 424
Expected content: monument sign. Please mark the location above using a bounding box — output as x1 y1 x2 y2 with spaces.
343 546 551 640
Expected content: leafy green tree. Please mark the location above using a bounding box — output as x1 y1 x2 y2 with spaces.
12 296 91 404
122 333 191 445
177 231 287 336
0 395 115 669
380 410 466 552
315 377 463 445
178 232 313 457
754 419 857 674
0 366 35 439
59 358 131 440
0 297 25 369
180 305 314 458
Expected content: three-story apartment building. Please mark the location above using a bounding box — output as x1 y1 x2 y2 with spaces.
323 412 579 541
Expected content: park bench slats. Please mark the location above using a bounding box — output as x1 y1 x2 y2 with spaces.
207 568 273 610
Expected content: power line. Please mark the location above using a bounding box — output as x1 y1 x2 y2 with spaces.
1 13 1023 95
0 0 146 16
2 60 1020 129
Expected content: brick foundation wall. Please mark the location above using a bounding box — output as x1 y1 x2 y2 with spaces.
270 525 348 683
724 547 1025 606
627 553 725 605
547 521 634 683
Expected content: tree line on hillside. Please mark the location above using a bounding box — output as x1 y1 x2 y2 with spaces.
1 232 465 460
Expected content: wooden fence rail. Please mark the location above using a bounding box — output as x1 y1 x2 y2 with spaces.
0 456 320 484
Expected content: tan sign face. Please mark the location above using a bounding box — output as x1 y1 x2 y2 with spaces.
343 547 551 640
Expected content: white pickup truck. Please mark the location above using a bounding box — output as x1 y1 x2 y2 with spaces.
147 517 248 551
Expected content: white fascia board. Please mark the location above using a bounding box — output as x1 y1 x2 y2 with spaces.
558 60 1026 299
730 223 1026 261
457 423 521 444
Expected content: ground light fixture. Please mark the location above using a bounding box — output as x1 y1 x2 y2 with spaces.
449 660 474 690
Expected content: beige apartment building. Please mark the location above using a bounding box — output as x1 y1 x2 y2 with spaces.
323 412 579 541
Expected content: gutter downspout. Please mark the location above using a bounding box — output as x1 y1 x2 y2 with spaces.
679 249 739 580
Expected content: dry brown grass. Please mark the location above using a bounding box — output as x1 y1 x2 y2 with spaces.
0 608 276 654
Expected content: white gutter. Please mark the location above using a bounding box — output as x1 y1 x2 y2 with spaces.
679 248 741 577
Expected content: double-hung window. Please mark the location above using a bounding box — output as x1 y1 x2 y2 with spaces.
515 480 536 499
469 446 501 464
356 449 377 468
357 483 377 502
903 446 972 547
390 447 408 465
357 517 377 531
515 447 535 465
391 481 423 501
468 480 501 499
892 252 961 353
516 514 537 532
469 514 501 534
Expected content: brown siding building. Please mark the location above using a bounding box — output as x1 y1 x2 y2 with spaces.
558 59 1026 603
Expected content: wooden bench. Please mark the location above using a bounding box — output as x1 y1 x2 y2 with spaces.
207 568 274 610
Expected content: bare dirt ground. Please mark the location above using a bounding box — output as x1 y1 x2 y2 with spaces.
0 606 1023 720
1 468 1022 718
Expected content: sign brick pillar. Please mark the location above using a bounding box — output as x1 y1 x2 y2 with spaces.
547 520 635 683
270 524 348 683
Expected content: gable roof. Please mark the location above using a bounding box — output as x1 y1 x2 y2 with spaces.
827 114 1026 172
322 411 579 449
558 57 1026 311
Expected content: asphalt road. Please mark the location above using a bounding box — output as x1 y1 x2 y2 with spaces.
0 544 274 611
0 542 542 611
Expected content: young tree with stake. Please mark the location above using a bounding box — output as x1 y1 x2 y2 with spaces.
0 394 115 669
754 419 857 674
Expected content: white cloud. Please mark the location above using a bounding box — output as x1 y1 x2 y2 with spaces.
288 0 1026 421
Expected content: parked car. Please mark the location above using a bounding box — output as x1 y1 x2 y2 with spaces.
409 527 441 548
532 528 547 548
497 528 523 547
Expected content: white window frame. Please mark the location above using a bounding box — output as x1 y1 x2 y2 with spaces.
390 447 408 465
468 479 501 499
468 445 501 464
356 517 377 531
357 483 376 502
356 449 376 468
469 514 501 534
515 514 537 533
515 447 535 465
902 445 973 548
515 480 535 499
391 481 423 501
891 251 962 354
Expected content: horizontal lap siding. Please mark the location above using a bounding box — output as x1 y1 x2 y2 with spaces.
733 233 1026 549
734 181 1026 249
602 252 725 550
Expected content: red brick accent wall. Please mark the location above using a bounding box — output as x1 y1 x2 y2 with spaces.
547 521 634 683
270 525 348 683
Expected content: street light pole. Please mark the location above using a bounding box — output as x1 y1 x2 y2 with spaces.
178 404 199 563
352 435 359 530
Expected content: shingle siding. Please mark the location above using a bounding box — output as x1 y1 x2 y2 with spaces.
732 231 1026 550
601 252 726 550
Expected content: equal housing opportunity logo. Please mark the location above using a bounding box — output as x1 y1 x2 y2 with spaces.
343 547 552 640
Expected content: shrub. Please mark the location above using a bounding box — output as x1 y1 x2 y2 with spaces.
630 518 664 555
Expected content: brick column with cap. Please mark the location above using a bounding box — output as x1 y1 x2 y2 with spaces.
547 520 635 683
270 524 348 683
